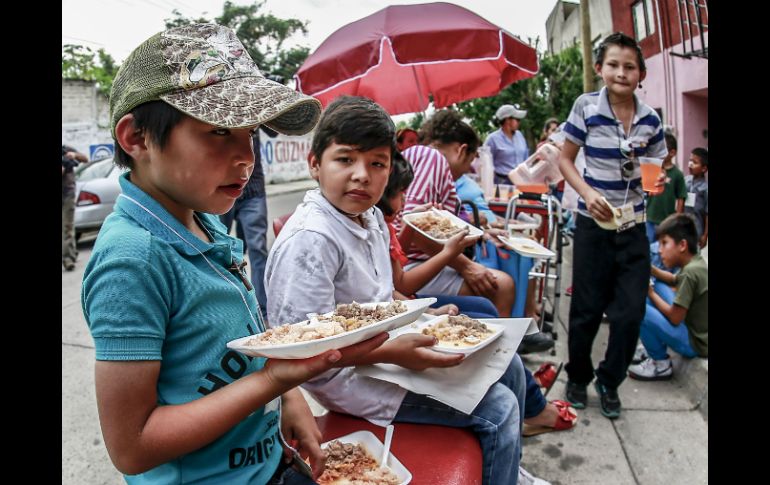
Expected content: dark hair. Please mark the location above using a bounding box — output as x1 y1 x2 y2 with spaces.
691 147 708 168
656 213 698 254
595 32 646 72
421 110 480 154
113 101 184 169
540 117 560 142
396 128 418 144
664 132 678 152
310 96 396 159
376 151 414 217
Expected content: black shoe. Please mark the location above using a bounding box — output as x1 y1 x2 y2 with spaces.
64 261 75 272
518 332 555 354
565 381 587 409
544 310 554 322
540 319 553 334
594 382 621 419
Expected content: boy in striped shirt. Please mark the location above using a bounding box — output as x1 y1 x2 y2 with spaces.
558 32 668 419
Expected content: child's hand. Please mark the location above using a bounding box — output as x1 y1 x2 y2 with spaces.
280 391 326 479
386 334 464 370
441 228 480 256
408 202 441 213
425 304 459 316
482 227 508 249
264 333 388 387
584 190 614 222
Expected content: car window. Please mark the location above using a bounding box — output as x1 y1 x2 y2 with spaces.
77 158 115 181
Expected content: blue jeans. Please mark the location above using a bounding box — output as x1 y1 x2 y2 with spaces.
220 195 269 317
420 294 547 420
393 354 526 485
646 221 658 243
640 281 697 360
419 294 499 319
523 367 546 419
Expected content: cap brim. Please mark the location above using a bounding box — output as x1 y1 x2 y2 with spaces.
160 76 322 136
513 110 527 119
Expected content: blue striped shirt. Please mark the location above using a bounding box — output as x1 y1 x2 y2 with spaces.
563 87 668 217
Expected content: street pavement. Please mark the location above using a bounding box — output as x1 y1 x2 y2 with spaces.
62 180 707 484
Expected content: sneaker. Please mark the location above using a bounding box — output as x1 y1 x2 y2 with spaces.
518 466 551 485
594 382 621 419
518 332 555 354
565 380 587 409
631 344 648 365
628 357 673 381
63 261 75 272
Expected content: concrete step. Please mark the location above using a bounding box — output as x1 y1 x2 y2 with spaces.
671 352 708 421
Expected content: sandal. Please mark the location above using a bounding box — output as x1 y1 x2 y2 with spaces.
533 362 563 398
522 400 578 437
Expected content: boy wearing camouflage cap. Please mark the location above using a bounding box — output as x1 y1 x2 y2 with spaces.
82 24 387 484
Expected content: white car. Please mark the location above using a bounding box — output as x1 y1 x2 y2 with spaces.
74 158 127 240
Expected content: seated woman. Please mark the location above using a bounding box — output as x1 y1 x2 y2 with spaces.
399 110 516 319
381 153 577 438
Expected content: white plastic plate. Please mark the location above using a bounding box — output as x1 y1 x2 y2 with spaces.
227 298 436 359
402 208 484 243
320 430 412 485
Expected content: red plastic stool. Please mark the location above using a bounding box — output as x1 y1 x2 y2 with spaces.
315 411 482 484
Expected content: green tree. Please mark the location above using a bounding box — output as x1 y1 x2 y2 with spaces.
165 1 311 82
61 44 120 97
456 41 595 149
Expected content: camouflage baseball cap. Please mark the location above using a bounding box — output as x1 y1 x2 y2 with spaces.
109 23 322 137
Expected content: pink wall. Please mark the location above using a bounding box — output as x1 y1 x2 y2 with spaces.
636 34 708 175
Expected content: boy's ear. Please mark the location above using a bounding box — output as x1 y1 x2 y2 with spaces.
115 114 149 162
308 152 321 181
594 63 603 75
677 238 689 253
639 70 647 83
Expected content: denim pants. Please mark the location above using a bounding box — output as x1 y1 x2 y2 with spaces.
523 366 546 419
220 195 269 317
566 215 650 389
640 281 697 360
645 221 659 243
393 354 526 485
419 294 499 319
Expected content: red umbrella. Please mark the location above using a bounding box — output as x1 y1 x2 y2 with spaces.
294 2 539 115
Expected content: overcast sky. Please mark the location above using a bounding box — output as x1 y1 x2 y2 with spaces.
62 0 557 63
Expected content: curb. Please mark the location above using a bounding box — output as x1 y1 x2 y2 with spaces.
265 179 316 197
671 352 708 420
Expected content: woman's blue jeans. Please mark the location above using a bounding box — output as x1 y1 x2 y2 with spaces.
393 354 527 485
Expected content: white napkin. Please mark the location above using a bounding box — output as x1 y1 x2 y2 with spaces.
355 316 538 414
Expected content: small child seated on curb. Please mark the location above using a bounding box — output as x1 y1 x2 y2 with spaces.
628 214 708 381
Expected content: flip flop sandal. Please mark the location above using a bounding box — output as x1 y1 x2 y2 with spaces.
522 399 578 437
534 361 564 398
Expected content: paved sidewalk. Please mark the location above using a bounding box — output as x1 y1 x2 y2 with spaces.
62 191 707 484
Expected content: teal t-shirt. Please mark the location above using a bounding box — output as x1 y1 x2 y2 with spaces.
82 173 280 484
646 164 687 224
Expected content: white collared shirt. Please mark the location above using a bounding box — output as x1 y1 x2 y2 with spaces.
265 188 406 425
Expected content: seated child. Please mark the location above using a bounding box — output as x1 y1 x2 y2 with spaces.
628 214 708 381
265 96 528 485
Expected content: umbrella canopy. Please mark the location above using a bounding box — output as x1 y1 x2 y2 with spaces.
295 2 539 115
